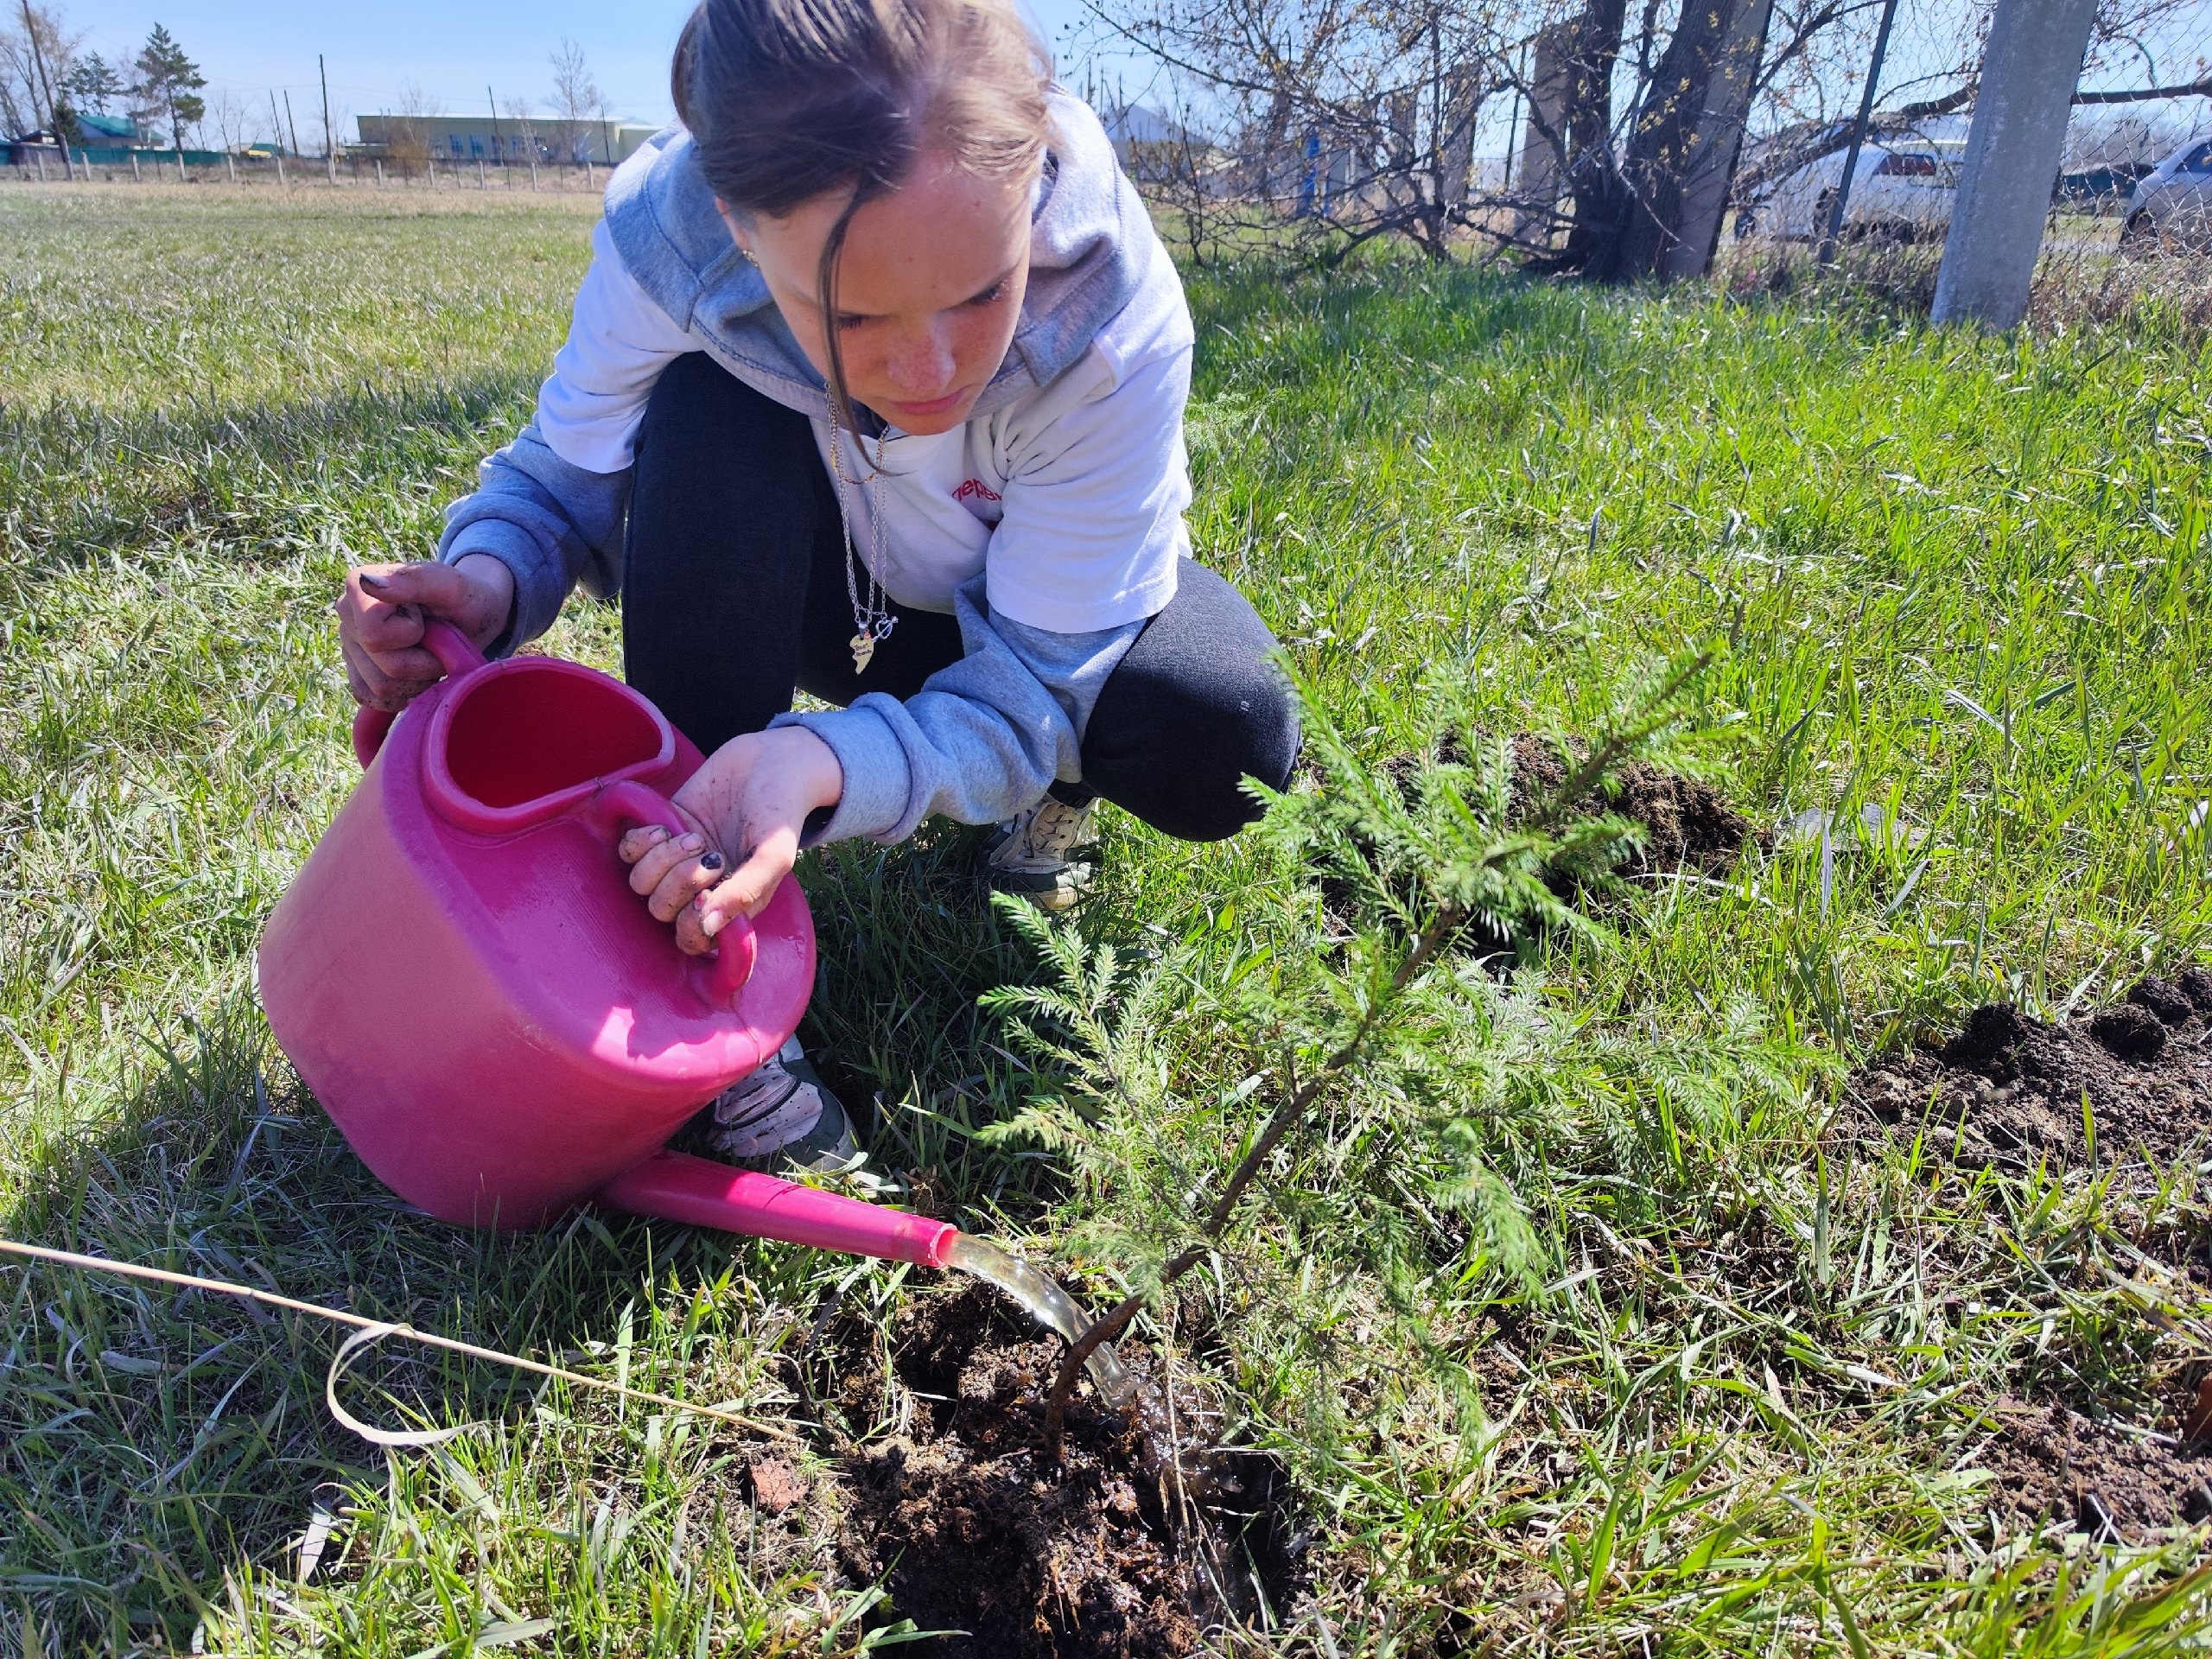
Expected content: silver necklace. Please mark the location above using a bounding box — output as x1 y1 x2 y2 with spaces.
823 397 896 675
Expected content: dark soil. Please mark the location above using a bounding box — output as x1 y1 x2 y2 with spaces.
1845 973 2212 1169
1848 974 2212 1539
1974 1389 2212 1542
1500 734 1752 880
820 1284 1307 1657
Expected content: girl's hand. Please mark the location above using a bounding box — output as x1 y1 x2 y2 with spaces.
337 556 516 711
617 728 844 953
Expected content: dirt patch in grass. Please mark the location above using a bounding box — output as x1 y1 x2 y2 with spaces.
817 1284 1306 1657
1319 734 1754 950
1974 1389 2212 1542
1847 974 2212 1539
1500 735 1753 879
1846 971 2212 1169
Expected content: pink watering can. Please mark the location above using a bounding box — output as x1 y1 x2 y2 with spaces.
257 623 955 1269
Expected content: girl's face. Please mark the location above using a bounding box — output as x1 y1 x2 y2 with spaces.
728 151 1033 436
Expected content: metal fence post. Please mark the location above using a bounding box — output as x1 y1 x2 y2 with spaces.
1817 0 1900 263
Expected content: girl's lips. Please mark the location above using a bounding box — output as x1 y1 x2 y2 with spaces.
885 387 971 419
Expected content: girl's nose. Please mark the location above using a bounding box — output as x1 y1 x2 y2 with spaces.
883 321 957 398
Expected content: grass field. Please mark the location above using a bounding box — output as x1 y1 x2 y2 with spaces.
3 182 2212 1656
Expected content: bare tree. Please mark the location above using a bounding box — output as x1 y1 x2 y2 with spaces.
1086 0 2209 279
502 92 539 165
208 86 249 155
385 79 441 175
548 37 601 165
1 1 82 140
1088 0 1518 262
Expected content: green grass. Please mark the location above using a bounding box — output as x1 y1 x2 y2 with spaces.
3 182 2212 1655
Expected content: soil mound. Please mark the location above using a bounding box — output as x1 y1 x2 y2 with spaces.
1503 735 1752 878
1320 734 1753 951
1847 976 2212 1168
825 1285 1305 1656
1975 1393 2212 1542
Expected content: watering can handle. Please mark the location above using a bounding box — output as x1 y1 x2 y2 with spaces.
584 780 759 1004
349 620 491 768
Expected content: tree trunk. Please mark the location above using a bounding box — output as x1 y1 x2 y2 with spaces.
1512 25 1575 246
1661 0 1774 276
1550 0 1631 275
1612 0 1771 278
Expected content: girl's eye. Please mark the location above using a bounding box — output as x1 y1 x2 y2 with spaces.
833 314 870 330
965 280 1007 308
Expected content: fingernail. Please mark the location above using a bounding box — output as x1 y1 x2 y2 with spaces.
359 571 389 590
642 825 668 842
701 908 726 938
680 834 705 852
699 849 723 871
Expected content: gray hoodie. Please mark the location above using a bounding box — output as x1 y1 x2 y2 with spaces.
435 92 1195 845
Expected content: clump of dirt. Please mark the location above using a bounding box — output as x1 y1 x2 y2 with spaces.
1847 982 2212 1539
822 1285 1306 1657
1974 1390 2212 1542
2093 1002 2170 1062
1501 734 1753 879
1319 733 1753 951
1846 974 2212 1168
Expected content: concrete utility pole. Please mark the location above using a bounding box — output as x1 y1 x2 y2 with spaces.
1930 0 2099 328
1511 26 1571 244
320 54 337 182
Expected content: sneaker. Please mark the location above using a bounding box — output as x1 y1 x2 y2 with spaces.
982 797 1098 911
697 1036 863 1173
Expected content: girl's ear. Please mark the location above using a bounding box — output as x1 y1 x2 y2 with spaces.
713 197 756 261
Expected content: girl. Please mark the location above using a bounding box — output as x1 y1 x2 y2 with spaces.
335 0 1298 1172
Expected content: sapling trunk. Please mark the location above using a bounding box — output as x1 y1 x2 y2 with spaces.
1043 895 1471 1454
1039 650 1712 1457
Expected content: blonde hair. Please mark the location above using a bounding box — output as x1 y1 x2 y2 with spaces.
673 0 1053 426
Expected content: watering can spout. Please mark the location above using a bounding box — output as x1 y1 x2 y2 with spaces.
596 1151 959 1268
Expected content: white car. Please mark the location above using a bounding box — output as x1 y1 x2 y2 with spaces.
1736 136 1962 243
2121 135 2212 253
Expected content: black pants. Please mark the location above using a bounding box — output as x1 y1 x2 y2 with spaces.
620 353 1298 842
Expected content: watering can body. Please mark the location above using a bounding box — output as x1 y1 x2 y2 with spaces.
258 626 816 1230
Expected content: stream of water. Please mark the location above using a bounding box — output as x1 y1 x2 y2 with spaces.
944 1234 1137 1408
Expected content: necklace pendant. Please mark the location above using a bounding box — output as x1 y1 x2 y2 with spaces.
849 631 876 675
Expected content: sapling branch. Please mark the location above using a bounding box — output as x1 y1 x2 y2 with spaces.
1527 652 1713 833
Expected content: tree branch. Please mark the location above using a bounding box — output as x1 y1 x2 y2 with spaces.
2073 74 2212 105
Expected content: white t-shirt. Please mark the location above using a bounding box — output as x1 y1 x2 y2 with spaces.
536 219 1194 635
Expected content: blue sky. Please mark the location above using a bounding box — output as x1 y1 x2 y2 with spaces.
61 0 1158 145
64 1 2198 156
